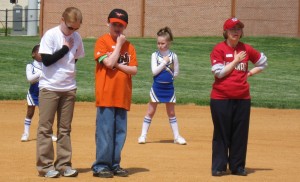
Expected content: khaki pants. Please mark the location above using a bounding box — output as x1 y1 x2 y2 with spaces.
36 88 76 175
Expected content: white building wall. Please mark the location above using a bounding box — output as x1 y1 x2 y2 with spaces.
0 0 40 28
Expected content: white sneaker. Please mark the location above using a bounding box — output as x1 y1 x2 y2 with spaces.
52 135 57 142
21 133 29 142
44 170 60 178
138 135 146 144
174 136 187 145
62 168 78 177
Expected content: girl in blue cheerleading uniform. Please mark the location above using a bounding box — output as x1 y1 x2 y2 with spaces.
138 27 186 145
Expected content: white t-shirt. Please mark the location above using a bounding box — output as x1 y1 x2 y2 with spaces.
39 26 85 91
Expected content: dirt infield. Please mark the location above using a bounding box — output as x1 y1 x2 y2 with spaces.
0 101 299 182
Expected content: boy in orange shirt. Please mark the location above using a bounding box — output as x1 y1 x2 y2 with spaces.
91 9 138 178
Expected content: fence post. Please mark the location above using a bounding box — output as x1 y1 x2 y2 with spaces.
231 0 236 17
140 0 145 37
27 0 38 36
298 0 300 37
39 0 44 37
5 9 8 36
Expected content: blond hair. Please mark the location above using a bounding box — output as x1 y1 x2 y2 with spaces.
62 7 83 23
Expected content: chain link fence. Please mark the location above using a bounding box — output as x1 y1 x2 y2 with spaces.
235 0 300 37
40 0 299 38
0 1 40 36
0 9 13 36
2 0 299 37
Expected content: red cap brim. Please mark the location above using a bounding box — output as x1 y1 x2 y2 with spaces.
109 18 127 27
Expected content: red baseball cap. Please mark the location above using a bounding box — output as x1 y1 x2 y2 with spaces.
108 9 128 27
223 18 244 31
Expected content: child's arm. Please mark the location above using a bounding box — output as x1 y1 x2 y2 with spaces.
41 38 72 67
26 64 41 84
173 54 179 78
114 64 137 75
212 50 246 78
248 52 268 77
102 34 126 69
151 54 169 76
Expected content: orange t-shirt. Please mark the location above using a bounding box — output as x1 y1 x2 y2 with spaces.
94 33 138 111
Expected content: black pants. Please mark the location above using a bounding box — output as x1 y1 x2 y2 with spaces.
210 99 251 172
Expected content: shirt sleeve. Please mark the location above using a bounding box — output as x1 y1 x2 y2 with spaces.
128 43 138 67
173 53 179 78
210 46 224 66
94 37 108 61
247 45 261 64
26 63 41 84
41 46 69 67
39 31 54 55
210 45 226 77
74 33 85 59
254 52 268 70
151 52 167 76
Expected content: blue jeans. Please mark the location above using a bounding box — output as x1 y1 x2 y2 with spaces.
92 107 127 173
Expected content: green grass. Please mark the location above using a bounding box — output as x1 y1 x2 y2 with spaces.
0 36 299 109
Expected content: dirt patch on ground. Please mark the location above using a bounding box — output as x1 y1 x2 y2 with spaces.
0 101 299 182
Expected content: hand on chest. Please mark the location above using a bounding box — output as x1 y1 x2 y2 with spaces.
225 51 249 72
158 56 173 65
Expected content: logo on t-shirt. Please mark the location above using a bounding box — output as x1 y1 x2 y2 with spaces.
226 54 233 58
118 52 130 65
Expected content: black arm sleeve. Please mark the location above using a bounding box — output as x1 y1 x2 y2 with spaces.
41 45 69 67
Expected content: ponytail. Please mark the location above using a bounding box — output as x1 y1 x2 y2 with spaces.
157 26 173 41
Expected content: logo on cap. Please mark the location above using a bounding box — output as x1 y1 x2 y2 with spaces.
231 18 238 22
116 12 125 17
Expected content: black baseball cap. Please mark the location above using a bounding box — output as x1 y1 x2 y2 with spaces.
108 9 128 27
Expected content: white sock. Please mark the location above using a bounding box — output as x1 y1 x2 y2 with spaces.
169 117 179 139
24 118 31 134
141 116 151 137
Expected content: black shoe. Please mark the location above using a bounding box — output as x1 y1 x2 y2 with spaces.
113 167 129 177
212 170 226 176
93 168 114 178
231 168 247 176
